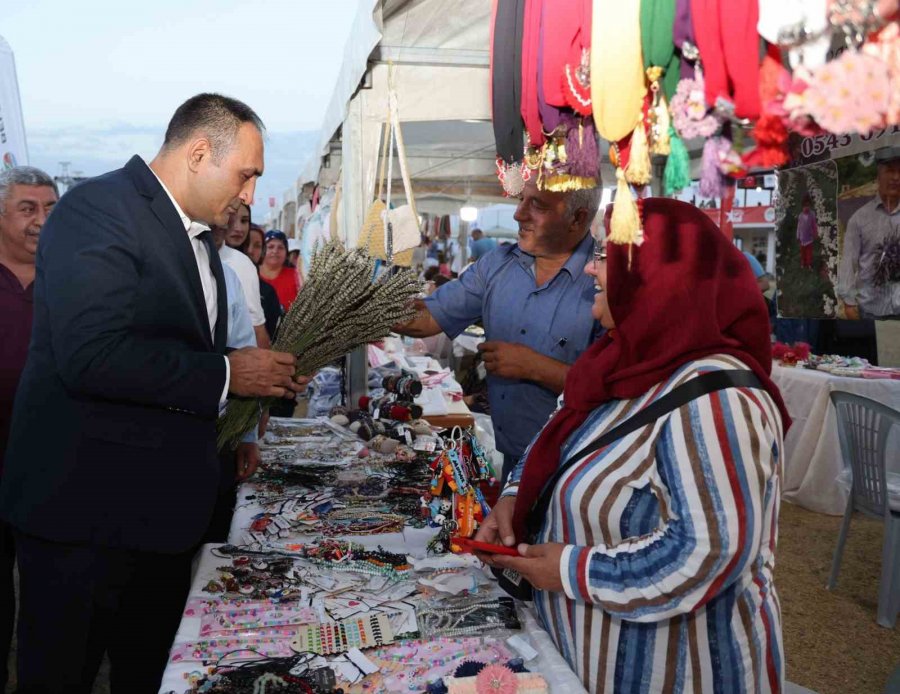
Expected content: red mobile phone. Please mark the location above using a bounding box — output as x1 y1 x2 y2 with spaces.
451 536 520 557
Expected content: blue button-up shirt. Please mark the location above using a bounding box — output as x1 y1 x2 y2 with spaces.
425 232 598 458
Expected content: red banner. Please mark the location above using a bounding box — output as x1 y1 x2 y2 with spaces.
701 204 775 229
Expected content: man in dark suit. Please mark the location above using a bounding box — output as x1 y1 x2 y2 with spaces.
0 93 304 693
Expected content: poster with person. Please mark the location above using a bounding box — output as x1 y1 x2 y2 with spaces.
835 146 900 320
775 131 900 320
774 161 839 319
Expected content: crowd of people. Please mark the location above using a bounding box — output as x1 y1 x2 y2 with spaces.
0 90 791 694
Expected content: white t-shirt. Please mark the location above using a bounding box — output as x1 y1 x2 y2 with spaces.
219 245 266 329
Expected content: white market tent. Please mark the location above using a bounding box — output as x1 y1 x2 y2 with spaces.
296 0 500 246
273 0 598 245
272 0 714 244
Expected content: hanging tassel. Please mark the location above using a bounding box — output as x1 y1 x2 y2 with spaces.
625 122 652 186
652 94 672 155
646 66 671 155
564 116 599 180
699 137 725 199
664 125 691 195
610 167 642 246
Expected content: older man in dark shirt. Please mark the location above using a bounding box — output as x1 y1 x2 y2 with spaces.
0 165 58 688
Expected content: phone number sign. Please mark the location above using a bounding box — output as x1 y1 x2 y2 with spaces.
789 126 900 167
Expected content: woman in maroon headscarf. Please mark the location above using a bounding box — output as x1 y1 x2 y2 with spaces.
477 198 790 693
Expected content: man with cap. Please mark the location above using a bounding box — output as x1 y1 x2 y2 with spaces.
395 179 601 483
837 145 900 319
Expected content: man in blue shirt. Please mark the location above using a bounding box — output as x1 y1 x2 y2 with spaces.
470 228 498 262
396 179 601 480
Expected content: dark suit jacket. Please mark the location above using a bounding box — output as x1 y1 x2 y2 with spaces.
0 156 229 553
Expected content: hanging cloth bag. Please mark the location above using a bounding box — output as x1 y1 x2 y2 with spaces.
358 120 390 260
381 82 420 267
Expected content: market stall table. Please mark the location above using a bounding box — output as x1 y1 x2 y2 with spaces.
159 418 587 693
772 363 900 515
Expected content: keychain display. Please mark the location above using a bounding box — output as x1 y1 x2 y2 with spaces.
422 427 496 553
204 555 303 601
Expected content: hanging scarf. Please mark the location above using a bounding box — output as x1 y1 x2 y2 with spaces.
521 0 546 147
592 0 646 245
491 0 527 162
591 0 645 143
540 0 583 107
540 0 592 115
563 0 594 114
641 0 680 100
673 0 697 79
691 0 762 120
641 0 679 156
511 198 791 540
537 0 564 134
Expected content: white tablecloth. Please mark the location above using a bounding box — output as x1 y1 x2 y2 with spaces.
159 545 586 693
160 444 587 692
772 364 900 515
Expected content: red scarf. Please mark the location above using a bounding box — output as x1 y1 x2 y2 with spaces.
511 198 790 540
690 0 761 120
521 0 545 147
540 0 590 108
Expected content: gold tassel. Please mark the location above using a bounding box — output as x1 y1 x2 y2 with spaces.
610 167 642 246
646 66 671 156
625 122 652 186
544 175 599 192
653 94 671 155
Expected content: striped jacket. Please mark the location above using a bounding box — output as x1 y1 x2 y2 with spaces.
503 356 784 693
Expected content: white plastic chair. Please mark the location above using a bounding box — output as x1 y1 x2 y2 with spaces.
826 391 900 628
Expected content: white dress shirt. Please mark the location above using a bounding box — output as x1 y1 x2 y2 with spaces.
147 161 230 404
220 244 266 329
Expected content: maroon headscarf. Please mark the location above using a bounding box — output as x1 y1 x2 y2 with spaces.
511 198 790 539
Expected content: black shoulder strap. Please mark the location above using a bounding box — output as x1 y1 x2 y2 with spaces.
526 369 762 537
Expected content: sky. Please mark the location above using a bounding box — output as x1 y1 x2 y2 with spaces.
2 0 360 216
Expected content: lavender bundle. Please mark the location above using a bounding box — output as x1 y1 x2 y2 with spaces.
218 242 420 450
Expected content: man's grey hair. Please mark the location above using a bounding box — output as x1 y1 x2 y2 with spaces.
0 166 59 214
564 184 603 227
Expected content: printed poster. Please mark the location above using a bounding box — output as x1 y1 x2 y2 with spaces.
775 129 900 320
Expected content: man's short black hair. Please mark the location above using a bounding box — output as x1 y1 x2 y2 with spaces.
163 93 265 162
